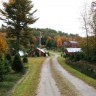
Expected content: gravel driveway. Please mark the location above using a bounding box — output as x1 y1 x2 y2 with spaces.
36 55 96 96
36 57 61 96
52 55 96 96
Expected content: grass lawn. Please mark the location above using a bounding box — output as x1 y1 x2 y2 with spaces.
0 72 23 96
57 56 96 89
12 57 45 96
48 50 62 55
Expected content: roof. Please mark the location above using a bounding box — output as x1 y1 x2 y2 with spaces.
19 51 24 56
36 48 45 53
66 48 81 53
69 41 77 44
64 42 68 45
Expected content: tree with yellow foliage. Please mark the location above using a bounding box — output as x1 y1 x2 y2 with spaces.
57 36 63 47
0 33 7 55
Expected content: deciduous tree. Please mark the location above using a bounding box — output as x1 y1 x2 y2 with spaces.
57 36 62 47
0 33 7 55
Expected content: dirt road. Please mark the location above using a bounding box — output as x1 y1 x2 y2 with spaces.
36 55 96 96
36 58 61 96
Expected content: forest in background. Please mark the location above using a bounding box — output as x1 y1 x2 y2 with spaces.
0 26 79 51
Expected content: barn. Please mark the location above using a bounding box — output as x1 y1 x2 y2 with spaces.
64 40 78 48
28 48 46 57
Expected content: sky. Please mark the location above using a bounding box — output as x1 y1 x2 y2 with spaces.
0 0 93 36
31 0 92 36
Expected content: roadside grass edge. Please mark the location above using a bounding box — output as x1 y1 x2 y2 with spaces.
57 56 96 89
12 57 45 96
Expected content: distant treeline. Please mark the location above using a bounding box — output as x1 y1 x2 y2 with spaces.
0 26 79 51
30 28 78 37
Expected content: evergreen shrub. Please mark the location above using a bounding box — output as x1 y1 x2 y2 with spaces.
23 56 28 63
12 54 24 72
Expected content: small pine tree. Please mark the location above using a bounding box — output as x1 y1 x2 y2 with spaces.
5 53 12 62
12 54 24 72
3 59 11 74
5 53 12 67
23 56 28 63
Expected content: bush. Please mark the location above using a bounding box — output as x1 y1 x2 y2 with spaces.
12 54 24 72
5 53 12 62
0 54 3 61
0 54 11 81
91 55 96 62
69 54 75 61
68 52 84 62
47 52 50 56
0 58 5 81
0 54 6 81
73 52 81 61
23 56 28 63
3 59 11 74
5 53 12 66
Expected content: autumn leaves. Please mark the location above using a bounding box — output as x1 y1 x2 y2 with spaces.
0 33 7 55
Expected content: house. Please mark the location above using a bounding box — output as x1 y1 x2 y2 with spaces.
28 48 45 57
64 48 81 55
64 40 78 48
68 41 78 48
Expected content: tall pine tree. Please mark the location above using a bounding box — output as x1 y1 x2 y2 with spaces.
0 0 38 52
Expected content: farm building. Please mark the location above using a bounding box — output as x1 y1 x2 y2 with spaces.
28 48 46 57
64 48 81 55
64 40 78 48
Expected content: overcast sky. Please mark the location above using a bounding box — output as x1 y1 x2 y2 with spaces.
0 0 93 36
31 0 92 36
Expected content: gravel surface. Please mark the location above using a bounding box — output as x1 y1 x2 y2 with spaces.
36 54 96 96
52 55 96 96
36 57 61 96
50 58 80 96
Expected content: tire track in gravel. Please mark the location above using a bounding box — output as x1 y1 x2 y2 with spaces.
52 55 96 96
36 54 96 96
50 57 80 96
36 57 61 96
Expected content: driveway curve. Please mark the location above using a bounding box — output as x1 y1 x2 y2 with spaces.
36 54 96 96
52 55 96 96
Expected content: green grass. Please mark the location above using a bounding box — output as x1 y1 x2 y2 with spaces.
12 57 45 96
50 52 55 56
0 72 22 96
57 56 96 89
48 49 62 55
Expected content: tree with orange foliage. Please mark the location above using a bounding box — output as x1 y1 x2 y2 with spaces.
57 36 63 47
0 33 7 55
